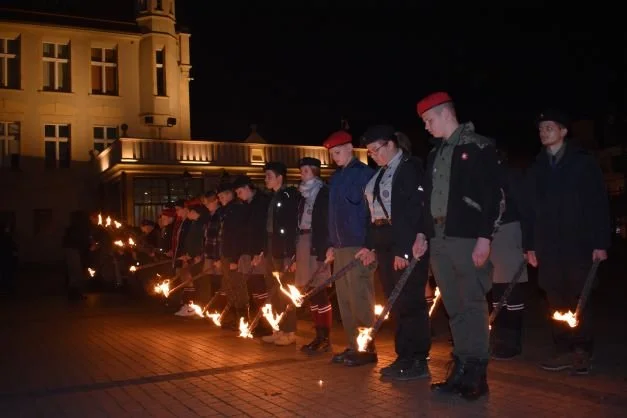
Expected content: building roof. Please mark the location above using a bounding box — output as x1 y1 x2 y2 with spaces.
0 8 142 34
244 124 267 144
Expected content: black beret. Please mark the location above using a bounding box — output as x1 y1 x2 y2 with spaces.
264 161 287 177
361 125 396 146
187 204 205 214
232 175 253 190
537 108 570 128
216 182 233 193
298 157 321 168
141 219 156 227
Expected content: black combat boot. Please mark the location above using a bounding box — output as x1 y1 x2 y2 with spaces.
301 327 323 353
431 355 465 393
458 358 489 401
302 327 331 354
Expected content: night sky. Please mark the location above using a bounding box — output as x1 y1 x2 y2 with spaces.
3 1 624 160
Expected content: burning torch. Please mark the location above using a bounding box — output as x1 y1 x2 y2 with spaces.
552 260 601 328
356 257 420 352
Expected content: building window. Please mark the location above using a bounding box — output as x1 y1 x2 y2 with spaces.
0 37 20 89
0 122 19 169
156 0 163 10
33 208 53 236
155 48 166 96
133 177 203 225
44 124 70 169
93 126 118 153
91 47 117 95
0 210 16 233
137 0 148 11
43 42 70 92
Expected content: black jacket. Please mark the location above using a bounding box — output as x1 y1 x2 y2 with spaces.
243 191 272 256
366 154 427 258
525 143 611 258
182 218 205 259
267 186 300 259
159 222 174 253
300 185 330 262
425 123 503 240
219 200 246 260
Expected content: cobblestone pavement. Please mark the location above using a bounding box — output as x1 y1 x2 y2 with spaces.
1 270 627 417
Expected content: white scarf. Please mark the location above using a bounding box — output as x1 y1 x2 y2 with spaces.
298 178 323 229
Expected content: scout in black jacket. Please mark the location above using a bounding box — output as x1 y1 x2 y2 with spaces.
356 125 431 374
233 175 273 337
526 109 610 375
261 161 300 346
217 183 248 329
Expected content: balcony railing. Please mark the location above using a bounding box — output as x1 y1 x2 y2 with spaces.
97 137 368 173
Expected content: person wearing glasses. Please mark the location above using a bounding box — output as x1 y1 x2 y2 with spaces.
355 125 431 381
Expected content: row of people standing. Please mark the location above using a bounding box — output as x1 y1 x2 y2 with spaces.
147 90 609 403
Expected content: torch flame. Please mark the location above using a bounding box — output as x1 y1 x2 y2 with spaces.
87 268 96 277
261 304 284 331
274 271 304 307
356 327 373 352
113 240 124 247
552 310 578 328
97 213 103 225
154 279 171 298
105 216 112 227
374 304 389 320
129 265 137 272
187 302 204 318
238 317 253 338
429 287 441 317
128 238 136 246
205 311 221 327
114 221 122 229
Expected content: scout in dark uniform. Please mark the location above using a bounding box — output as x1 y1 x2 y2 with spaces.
217 183 248 329
172 199 190 271
158 206 176 258
137 220 160 263
489 149 529 359
417 92 503 400
232 175 273 337
261 162 300 346
323 131 376 366
525 109 610 375
295 157 333 354
177 202 206 306
355 125 431 379
200 191 223 302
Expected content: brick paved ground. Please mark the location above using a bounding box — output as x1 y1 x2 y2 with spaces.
1 266 626 417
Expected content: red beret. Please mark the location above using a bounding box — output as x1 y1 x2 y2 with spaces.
323 130 352 149
184 198 202 208
161 207 176 218
416 92 453 116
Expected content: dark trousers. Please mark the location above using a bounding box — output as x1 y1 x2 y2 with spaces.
180 260 204 304
539 257 595 354
372 225 431 360
490 283 525 353
221 257 249 310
